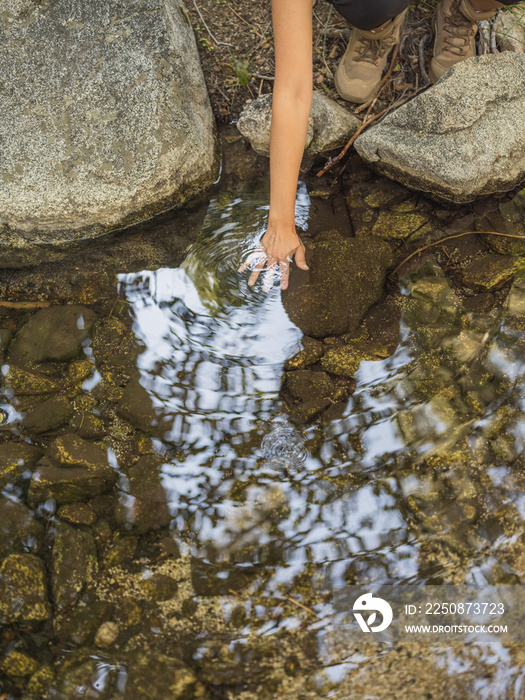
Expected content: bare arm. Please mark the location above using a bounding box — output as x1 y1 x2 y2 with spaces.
239 0 312 291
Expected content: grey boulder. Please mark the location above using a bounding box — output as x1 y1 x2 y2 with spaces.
355 53 525 203
0 0 219 266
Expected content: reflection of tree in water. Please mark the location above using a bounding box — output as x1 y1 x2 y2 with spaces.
119 187 525 597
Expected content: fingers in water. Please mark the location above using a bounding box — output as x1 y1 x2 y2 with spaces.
238 247 267 273
262 258 278 293
279 260 290 290
248 255 269 287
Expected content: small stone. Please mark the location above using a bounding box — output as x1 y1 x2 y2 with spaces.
139 572 178 601
1 650 39 677
321 341 387 377
27 665 55 694
124 650 197 699
70 411 107 439
0 442 42 488
4 365 62 410
370 210 430 240
94 620 120 648
237 92 360 156
116 376 159 435
28 456 116 505
284 336 324 370
288 397 332 424
103 536 138 568
0 553 51 623
7 305 96 366
115 455 171 532
23 395 74 434
47 433 110 470
0 495 44 557
57 502 97 526
285 370 333 402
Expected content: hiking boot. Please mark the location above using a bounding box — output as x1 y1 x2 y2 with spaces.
334 10 407 104
429 0 496 83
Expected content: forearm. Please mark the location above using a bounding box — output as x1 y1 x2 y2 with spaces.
268 85 312 227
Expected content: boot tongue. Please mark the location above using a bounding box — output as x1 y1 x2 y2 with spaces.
459 0 496 22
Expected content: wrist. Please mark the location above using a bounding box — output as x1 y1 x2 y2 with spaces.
267 215 296 229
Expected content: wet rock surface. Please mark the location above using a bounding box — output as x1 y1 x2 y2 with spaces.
8 305 96 365
282 230 394 338
29 435 117 505
355 53 525 202
0 0 219 266
0 553 51 624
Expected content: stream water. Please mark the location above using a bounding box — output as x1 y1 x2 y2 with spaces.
1 141 525 698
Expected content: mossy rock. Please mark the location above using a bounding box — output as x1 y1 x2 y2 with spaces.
7 305 96 366
0 553 51 623
281 230 394 338
0 442 42 488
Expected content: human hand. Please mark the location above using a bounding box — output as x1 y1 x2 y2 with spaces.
238 222 309 292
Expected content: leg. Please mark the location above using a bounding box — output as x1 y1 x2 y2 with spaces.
430 0 505 83
330 0 410 103
328 0 410 31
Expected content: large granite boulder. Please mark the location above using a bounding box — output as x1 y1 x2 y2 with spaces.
0 0 218 267
281 230 394 338
355 53 525 203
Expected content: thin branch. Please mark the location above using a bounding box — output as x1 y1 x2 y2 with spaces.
191 0 234 47
418 33 431 86
390 230 525 278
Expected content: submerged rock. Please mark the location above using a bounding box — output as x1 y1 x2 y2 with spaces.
23 395 74 434
476 188 525 255
116 376 159 434
0 496 44 558
94 621 120 648
462 254 521 290
284 336 325 371
355 53 525 202
122 650 197 700
8 305 96 365
237 92 360 156
116 455 171 532
51 522 99 610
0 0 218 267
0 650 39 678
28 434 117 504
0 553 51 623
281 230 394 338
0 442 42 488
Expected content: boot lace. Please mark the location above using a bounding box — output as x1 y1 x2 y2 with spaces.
354 34 397 65
442 2 477 56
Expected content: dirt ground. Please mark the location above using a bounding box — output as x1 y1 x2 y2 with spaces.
183 0 438 122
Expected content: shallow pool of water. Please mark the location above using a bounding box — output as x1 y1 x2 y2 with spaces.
1 153 525 699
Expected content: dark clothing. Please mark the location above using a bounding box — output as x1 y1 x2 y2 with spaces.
326 0 516 31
